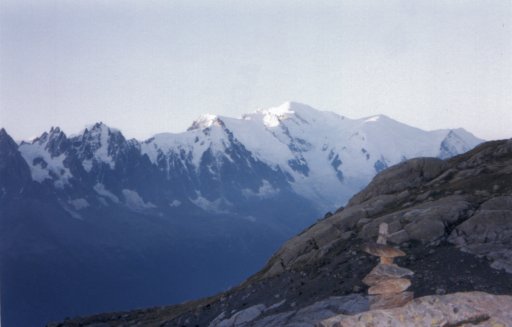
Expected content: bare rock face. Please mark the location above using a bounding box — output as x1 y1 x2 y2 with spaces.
209 304 266 327
449 195 512 273
208 294 368 327
359 195 473 244
319 292 512 327
348 157 448 206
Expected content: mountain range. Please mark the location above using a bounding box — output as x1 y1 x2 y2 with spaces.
0 102 482 326
13 102 482 213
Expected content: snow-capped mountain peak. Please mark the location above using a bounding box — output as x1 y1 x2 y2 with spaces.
438 129 475 159
187 114 224 131
247 101 333 128
255 102 296 128
75 122 126 171
18 127 72 188
361 114 391 123
221 103 482 208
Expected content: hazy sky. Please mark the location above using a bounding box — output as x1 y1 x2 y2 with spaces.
1 0 511 141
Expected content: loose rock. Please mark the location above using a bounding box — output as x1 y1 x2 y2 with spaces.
368 278 411 295
362 264 414 286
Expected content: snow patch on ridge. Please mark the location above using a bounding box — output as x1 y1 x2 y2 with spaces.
94 124 115 169
59 199 83 220
68 198 90 210
18 139 72 188
141 117 234 169
188 114 219 130
242 180 279 198
169 200 182 207
93 183 120 203
122 189 156 210
82 159 93 172
364 115 382 123
81 123 116 171
190 193 230 213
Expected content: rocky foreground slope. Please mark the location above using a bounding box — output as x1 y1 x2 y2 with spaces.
49 139 512 326
320 292 512 327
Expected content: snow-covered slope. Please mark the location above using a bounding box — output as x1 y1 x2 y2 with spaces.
140 101 483 209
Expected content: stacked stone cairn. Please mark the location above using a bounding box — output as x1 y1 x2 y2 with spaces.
362 223 414 310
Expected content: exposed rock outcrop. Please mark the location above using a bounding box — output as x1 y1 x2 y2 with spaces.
319 292 512 327
348 157 449 206
209 294 368 327
261 140 512 279
0 128 32 196
449 195 512 273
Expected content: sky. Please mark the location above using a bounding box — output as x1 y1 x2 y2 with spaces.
0 0 511 141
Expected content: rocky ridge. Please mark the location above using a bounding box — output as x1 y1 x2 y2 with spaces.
50 138 512 326
320 292 512 327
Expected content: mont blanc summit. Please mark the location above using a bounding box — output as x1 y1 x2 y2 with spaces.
99 101 482 212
